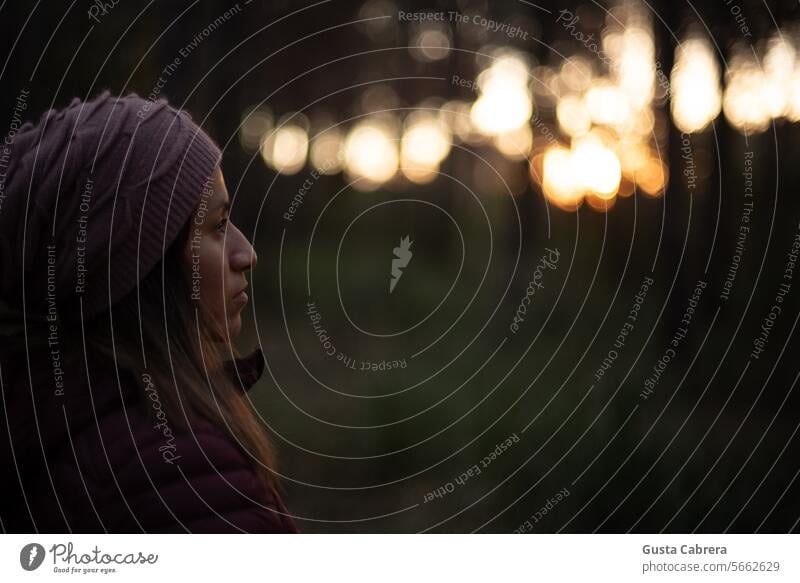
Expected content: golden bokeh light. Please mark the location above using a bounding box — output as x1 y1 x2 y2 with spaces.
471 51 533 135
439 100 479 144
723 34 800 133
400 112 452 183
494 124 533 160
723 53 772 133
260 124 308 175
242 6 800 213
541 138 622 206
585 83 631 128
585 193 618 212
556 94 591 137
239 106 273 152
344 119 399 188
559 57 594 93
309 128 344 174
614 28 656 109
616 139 650 174
412 27 451 62
635 157 668 197
471 90 532 136
572 137 622 199
671 37 722 133
543 147 583 209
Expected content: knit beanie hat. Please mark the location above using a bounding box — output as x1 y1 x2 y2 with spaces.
0 90 222 330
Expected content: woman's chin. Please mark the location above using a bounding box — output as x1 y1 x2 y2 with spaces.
209 313 242 342
226 314 242 340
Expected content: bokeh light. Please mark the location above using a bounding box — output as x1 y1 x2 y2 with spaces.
671 37 722 133
241 4 800 212
239 106 273 151
494 124 533 160
310 127 345 174
260 124 308 175
400 111 452 183
411 26 452 62
572 137 622 199
723 33 800 133
344 119 399 188
470 50 533 135
557 94 591 138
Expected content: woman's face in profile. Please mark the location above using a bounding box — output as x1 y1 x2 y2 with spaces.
183 166 257 340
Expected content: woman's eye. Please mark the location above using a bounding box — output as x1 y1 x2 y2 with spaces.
215 217 229 233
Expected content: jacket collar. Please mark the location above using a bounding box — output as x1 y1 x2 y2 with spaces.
223 347 266 393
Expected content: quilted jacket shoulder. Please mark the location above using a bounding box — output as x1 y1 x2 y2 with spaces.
21 348 299 533
50 405 298 533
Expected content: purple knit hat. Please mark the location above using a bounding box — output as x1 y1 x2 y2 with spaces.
0 90 221 325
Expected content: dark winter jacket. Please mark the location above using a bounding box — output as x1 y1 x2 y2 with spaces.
1 347 299 533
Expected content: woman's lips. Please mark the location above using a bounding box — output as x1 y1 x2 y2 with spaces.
232 289 249 307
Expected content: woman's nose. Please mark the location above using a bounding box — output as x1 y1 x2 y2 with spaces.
230 228 258 272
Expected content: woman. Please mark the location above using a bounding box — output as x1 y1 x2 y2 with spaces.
0 91 298 533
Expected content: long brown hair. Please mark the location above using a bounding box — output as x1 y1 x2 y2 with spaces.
85 220 279 493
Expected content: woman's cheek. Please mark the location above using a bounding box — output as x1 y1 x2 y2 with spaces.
205 244 228 317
